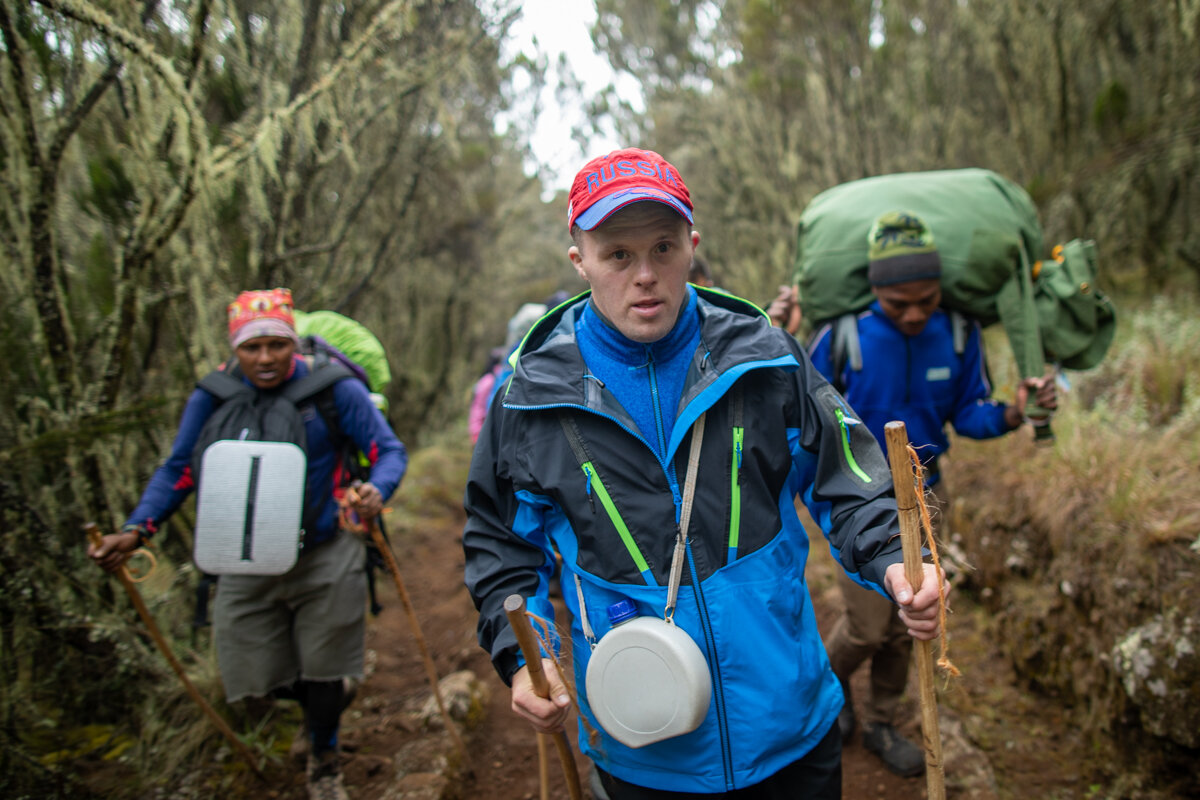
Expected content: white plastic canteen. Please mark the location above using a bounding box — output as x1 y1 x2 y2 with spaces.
584 600 712 748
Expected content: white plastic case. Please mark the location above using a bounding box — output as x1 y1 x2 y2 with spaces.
584 616 712 748
193 439 306 575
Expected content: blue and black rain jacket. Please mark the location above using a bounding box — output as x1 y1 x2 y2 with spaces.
464 289 905 793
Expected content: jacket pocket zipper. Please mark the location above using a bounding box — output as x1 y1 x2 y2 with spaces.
834 407 872 483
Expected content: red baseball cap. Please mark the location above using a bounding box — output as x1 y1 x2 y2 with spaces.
566 148 693 232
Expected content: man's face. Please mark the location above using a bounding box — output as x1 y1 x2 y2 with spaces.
568 203 699 344
235 336 296 389
872 279 942 337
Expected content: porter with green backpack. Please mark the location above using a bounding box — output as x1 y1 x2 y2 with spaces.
793 168 1117 403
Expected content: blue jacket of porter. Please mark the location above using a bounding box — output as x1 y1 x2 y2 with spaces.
808 302 1011 485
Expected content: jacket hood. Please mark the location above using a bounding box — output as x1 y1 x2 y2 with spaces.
502 287 794 417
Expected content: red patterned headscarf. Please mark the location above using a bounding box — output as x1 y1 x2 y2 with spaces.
227 288 299 348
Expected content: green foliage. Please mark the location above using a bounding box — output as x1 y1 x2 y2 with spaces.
1092 79 1130 133
82 234 117 316
77 153 137 226
586 0 1200 305
0 0 546 793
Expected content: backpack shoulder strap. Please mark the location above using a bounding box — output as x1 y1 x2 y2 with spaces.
829 313 862 394
288 361 372 481
197 368 251 402
282 361 354 406
949 310 969 356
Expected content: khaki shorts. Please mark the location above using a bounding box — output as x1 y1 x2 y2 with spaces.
213 532 366 702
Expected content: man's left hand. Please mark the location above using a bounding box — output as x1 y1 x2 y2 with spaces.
883 561 950 641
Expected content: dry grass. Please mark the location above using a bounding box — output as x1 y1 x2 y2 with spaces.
946 298 1200 796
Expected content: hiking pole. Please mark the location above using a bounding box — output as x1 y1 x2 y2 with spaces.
882 424 946 800
83 523 264 781
536 732 551 800
503 594 584 800
347 489 469 767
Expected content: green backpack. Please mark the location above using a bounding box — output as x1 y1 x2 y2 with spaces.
792 168 1117 381
293 309 392 395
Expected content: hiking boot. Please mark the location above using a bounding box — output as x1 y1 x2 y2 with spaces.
836 679 856 740
861 722 925 777
307 749 348 800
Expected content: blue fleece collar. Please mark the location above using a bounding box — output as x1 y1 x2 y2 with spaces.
579 286 699 367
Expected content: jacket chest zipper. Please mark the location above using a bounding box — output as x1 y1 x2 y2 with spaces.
728 426 743 559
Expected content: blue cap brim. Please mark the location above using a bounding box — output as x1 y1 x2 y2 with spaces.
575 187 694 231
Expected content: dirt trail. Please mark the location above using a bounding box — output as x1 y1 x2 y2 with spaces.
258 504 1086 800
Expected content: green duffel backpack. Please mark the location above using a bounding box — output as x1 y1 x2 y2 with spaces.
792 168 1116 381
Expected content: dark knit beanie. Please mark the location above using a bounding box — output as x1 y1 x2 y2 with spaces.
867 211 942 287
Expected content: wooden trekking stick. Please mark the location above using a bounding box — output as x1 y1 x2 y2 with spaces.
360 512 469 765
536 732 551 800
503 594 584 800
83 523 264 780
882 423 946 800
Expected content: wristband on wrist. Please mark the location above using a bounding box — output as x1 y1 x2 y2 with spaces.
121 524 150 545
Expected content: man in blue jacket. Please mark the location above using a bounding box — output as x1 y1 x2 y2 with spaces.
463 149 949 798
808 212 1056 776
89 288 406 800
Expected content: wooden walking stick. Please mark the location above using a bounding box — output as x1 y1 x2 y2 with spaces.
536 731 551 800
882 423 946 800
83 523 264 780
504 594 584 800
350 495 469 765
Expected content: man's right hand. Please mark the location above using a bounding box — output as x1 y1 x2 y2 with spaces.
511 658 572 734
88 530 141 574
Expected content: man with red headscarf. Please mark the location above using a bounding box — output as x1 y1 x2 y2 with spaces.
89 288 406 800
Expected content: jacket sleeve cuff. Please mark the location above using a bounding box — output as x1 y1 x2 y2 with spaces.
495 648 523 687
859 538 904 590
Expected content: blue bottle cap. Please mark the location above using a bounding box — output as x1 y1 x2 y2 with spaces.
606 599 638 626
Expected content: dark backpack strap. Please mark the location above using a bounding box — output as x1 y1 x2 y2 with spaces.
291 362 383 608
282 362 354 405
829 313 861 394
197 369 252 402
364 515 390 615
949 310 969 356
295 362 374 484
